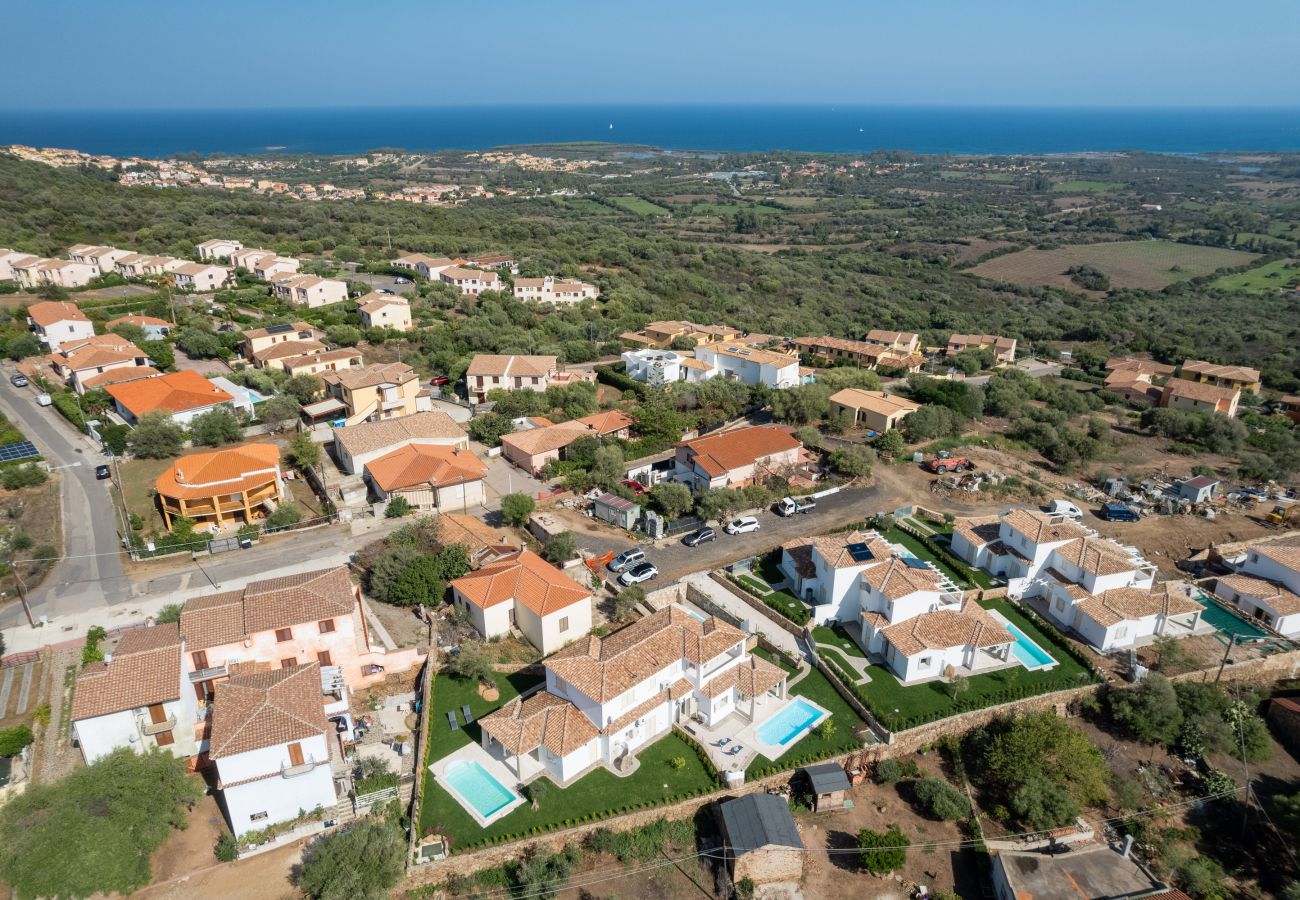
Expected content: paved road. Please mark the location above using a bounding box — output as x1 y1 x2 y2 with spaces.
0 378 132 626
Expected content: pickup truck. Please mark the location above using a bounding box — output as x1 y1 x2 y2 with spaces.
776 496 817 517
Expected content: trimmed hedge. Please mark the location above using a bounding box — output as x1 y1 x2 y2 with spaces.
593 364 645 398
726 574 810 626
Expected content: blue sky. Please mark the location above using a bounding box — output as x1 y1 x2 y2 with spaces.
7 0 1298 109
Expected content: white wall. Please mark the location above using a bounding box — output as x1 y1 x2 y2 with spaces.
515 598 592 655
220 736 336 836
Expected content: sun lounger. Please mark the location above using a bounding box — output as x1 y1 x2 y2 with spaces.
727 745 743 756
462 705 475 725
446 711 458 731
714 737 730 747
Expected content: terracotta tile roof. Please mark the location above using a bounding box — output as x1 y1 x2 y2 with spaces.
952 518 1001 549
781 531 893 570
1001 509 1088 545
1054 536 1140 577
440 266 499 283
575 410 635 435
880 601 1013 657
333 411 466 459
1250 534 1300 572
71 623 182 721
1162 378 1239 407
365 444 486 492
180 567 356 649
252 339 327 363
793 335 877 355
53 336 146 371
284 348 362 372
677 425 802 478
865 329 919 347
209 663 328 758
478 690 598 757
438 513 518 560
1218 573 1300 616
243 321 317 341
1180 359 1260 384
80 366 162 389
27 300 90 327
829 388 920 417
700 654 787 699
1076 582 1204 628
948 334 1017 351
156 443 281 501
466 354 558 378
501 419 591 457
546 607 744 702
107 314 170 329
708 340 799 369
862 556 946 600
106 369 233 418
321 361 416 389
451 550 591 616
356 294 410 314
1105 356 1176 377
605 689 672 732
1042 567 1090 600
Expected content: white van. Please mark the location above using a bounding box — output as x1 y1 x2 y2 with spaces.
1048 499 1082 520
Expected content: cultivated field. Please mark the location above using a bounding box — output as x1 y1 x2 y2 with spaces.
1211 258 1300 293
968 239 1258 291
1052 179 1125 192
609 196 670 216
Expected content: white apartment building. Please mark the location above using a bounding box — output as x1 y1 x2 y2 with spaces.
272 274 348 307
172 263 230 292
513 276 598 304
196 239 244 261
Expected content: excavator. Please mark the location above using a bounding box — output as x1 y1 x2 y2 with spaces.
1265 504 1300 527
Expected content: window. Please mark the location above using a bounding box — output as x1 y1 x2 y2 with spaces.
1115 626 1128 639
558 616 569 633
317 650 332 666
318 619 335 634
192 650 208 670
288 742 304 767
1054 598 1065 612
250 811 268 822
919 656 933 668
275 627 292 643
281 658 297 669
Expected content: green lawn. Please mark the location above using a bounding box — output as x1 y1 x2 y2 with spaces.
752 647 797 675
421 671 719 850
812 623 866 659
756 550 787 585
879 527 995 590
1211 258 1300 293
852 599 1093 730
1052 180 1125 192
610 196 670 216
747 663 866 778
737 573 772 595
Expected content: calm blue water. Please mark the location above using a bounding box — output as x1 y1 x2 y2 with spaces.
756 697 825 747
442 759 517 819
1001 621 1057 670
2 106 1299 157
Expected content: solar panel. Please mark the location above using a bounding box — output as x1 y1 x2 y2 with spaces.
265 323 294 335
903 557 931 570
0 440 38 462
846 542 875 563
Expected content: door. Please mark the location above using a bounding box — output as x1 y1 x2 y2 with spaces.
317 650 332 666
148 703 167 724
288 742 304 767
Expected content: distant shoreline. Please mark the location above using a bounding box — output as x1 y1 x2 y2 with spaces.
3 104 1299 158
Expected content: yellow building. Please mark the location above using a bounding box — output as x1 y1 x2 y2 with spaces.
155 443 285 532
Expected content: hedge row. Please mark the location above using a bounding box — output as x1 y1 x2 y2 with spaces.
726 574 810 626
593 364 645 398
746 739 859 781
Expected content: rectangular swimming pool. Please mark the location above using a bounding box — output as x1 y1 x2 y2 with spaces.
995 616 1058 671
756 697 826 747
442 759 519 821
1192 592 1269 640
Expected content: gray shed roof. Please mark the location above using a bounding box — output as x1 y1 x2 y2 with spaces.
802 763 851 795
720 794 802 856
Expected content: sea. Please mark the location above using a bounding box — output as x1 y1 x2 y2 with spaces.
2 105 1299 157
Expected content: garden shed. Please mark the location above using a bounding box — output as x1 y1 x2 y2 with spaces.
800 762 851 812
718 793 804 886
591 492 640 530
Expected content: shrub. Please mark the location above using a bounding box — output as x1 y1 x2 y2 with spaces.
877 759 905 784
2 464 48 490
82 625 107 667
296 817 405 900
858 825 908 875
214 832 239 862
266 503 302 529
0 725 34 757
913 777 970 821
500 492 535 526
155 604 182 625
384 496 411 518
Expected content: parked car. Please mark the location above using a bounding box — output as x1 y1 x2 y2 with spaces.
377 288 395 295
608 548 647 572
35 393 52 407
1100 502 1141 522
776 496 816 517
394 277 411 285
618 562 659 586
94 465 111 480
724 516 761 535
1047 499 1083 520
429 374 451 386
682 527 716 547
620 479 649 496
9 374 28 388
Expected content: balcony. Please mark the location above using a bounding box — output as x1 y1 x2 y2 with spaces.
141 716 176 736
281 756 319 778
189 664 228 683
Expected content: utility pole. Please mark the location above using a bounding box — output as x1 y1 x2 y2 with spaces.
1214 633 1238 683
12 564 34 628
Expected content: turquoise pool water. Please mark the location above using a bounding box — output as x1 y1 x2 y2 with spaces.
1193 593 1269 640
443 759 518 820
756 697 825 747
1001 620 1057 670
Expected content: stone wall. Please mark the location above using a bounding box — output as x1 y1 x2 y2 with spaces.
708 572 805 638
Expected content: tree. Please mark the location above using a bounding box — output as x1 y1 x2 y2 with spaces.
1108 673 1184 746
913 777 970 821
695 487 742 523
902 404 963 442
770 383 832 425
500 492 535 526
139 339 174 370
1010 772 1081 830
155 603 182 624
614 584 645 619
324 324 362 347
296 817 405 900
467 412 514 447
650 482 693 519
829 444 876 478
0 748 202 899
448 641 494 685
258 394 300 433
174 326 224 359
590 444 625 489
188 407 243 446
387 555 448 606
949 672 969 702
127 411 186 458
385 496 411 518
544 531 578 563
286 431 321 470
875 428 906 456
266 503 302 529
5 333 42 361
282 373 324 404
857 825 908 875
506 847 581 898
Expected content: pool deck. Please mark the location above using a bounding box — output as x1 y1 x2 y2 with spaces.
987 609 1059 672
681 693 831 776
429 743 525 828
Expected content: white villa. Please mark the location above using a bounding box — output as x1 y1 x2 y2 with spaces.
780 531 1017 683
449 549 593 654
622 342 805 390
475 607 789 786
1214 533 1300 637
621 348 714 386
513 276 598 304
949 509 1202 652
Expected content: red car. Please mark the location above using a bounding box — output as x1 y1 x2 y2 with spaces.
621 480 649 496
429 374 451 386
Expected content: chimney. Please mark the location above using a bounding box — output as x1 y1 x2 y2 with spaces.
1121 834 1134 859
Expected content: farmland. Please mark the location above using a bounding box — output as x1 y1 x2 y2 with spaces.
608 196 671 216
1211 258 1300 293
1052 180 1125 192
967 239 1258 291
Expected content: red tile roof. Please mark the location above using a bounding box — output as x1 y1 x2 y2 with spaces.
105 369 233 418
678 425 802 478
71 623 182 721
451 550 591 616
209 663 328 758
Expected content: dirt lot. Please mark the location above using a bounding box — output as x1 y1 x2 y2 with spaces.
0 476 63 602
171 349 233 377
968 240 1257 291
